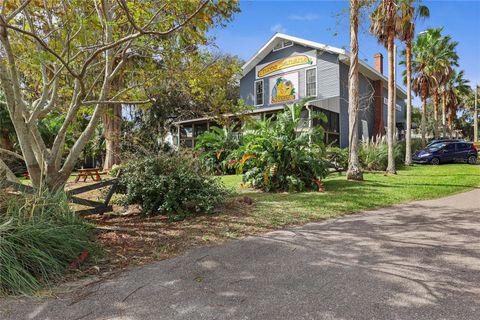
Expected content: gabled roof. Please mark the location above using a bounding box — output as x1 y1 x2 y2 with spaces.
242 33 407 98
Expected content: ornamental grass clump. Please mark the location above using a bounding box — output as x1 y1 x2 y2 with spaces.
360 135 405 171
0 189 96 296
235 102 329 192
118 153 230 220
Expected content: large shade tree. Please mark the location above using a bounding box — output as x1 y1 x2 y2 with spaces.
0 0 239 190
396 0 429 165
370 0 398 174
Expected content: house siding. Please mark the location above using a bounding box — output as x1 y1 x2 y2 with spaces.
240 44 340 109
339 62 376 147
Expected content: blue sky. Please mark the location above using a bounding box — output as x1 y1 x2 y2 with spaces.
210 0 480 106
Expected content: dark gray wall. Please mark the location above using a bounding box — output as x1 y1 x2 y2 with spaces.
339 62 376 147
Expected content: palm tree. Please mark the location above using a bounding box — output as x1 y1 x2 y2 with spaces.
430 34 458 139
445 70 470 136
370 0 398 174
410 28 445 146
346 0 363 181
397 0 429 165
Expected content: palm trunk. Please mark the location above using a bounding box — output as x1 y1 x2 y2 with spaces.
405 41 413 165
433 90 439 139
386 29 396 174
421 96 427 147
441 89 447 138
346 0 363 181
448 107 454 138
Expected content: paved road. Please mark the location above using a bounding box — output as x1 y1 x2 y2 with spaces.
2 189 480 320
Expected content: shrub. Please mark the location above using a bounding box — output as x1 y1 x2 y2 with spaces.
0 190 96 296
118 153 229 220
359 136 404 171
235 102 329 192
195 124 240 175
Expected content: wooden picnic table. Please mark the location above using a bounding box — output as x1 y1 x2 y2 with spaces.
75 168 102 183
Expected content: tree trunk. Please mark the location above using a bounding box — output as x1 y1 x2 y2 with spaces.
405 41 413 165
346 0 363 181
433 90 439 139
441 89 447 138
421 96 427 147
102 103 122 171
448 107 454 138
386 29 396 174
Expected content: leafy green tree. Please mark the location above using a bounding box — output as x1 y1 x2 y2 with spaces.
0 0 239 190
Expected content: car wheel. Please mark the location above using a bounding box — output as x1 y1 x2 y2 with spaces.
467 155 477 165
431 157 440 165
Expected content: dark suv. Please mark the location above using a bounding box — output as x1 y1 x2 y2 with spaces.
413 142 478 165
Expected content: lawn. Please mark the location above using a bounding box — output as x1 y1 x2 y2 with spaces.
221 164 480 227
87 163 479 276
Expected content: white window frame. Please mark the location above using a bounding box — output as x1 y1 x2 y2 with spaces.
384 97 402 111
304 67 317 97
254 79 264 107
273 40 294 52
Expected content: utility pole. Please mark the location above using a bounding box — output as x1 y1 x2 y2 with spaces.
475 84 478 142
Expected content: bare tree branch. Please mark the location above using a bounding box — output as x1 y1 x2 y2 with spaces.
0 148 24 161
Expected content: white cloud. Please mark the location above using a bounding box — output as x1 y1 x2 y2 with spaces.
270 23 286 34
289 13 321 21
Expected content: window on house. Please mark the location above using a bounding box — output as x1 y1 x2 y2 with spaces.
255 80 264 106
273 40 294 51
306 68 316 97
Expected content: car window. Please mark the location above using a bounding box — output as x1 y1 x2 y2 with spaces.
457 143 470 150
444 144 455 152
428 143 446 151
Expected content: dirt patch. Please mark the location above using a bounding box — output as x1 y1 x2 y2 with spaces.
66 194 262 282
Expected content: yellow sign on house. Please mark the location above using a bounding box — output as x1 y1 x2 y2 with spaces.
269 72 298 104
255 51 316 79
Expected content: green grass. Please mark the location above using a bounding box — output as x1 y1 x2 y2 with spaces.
221 164 480 227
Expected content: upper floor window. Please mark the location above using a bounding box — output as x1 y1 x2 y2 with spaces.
305 68 317 97
255 80 264 106
273 40 293 51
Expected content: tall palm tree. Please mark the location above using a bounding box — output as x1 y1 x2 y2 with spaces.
397 0 429 165
370 0 398 174
445 70 470 136
346 0 363 181
410 28 444 146
433 36 459 138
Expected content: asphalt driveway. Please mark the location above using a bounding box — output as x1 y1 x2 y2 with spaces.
2 188 480 320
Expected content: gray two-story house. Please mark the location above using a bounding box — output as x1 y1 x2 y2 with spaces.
175 33 407 148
